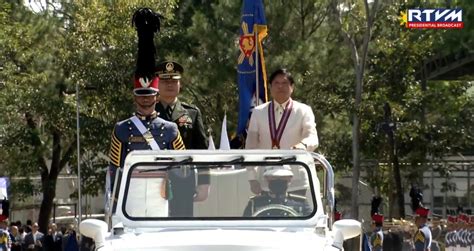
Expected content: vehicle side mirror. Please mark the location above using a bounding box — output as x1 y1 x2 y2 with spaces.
331 219 361 249
80 219 108 248
333 219 361 239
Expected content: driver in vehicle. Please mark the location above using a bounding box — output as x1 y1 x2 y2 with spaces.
243 165 311 217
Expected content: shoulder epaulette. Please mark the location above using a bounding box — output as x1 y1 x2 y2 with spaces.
414 229 426 242
181 102 198 110
109 128 122 167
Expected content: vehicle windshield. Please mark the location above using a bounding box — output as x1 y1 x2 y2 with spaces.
122 162 316 220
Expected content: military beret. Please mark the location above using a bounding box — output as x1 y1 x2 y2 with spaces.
155 61 184 80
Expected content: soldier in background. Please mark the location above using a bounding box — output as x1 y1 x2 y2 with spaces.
0 219 11 251
456 213 470 251
469 215 474 251
409 186 431 251
429 218 441 251
370 213 384 251
155 61 210 217
445 215 457 251
413 207 432 251
369 196 384 251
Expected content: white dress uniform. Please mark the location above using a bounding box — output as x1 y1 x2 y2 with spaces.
245 99 319 192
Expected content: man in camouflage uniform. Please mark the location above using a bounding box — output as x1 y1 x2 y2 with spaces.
243 165 311 217
155 61 210 216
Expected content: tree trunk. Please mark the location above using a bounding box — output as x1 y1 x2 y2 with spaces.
389 133 405 218
38 131 62 234
38 176 57 234
351 65 364 220
351 113 361 220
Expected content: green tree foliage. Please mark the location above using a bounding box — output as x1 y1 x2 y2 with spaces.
0 0 177 232
0 0 472 229
355 1 473 217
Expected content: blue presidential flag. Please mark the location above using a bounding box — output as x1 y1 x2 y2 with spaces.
236 0 268 135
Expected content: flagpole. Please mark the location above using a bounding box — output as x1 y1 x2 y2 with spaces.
254 25 260 106
76 82 82 231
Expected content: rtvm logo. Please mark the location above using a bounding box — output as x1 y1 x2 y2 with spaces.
400 9 463 29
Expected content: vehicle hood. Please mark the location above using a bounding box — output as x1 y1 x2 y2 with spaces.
104 229 332 251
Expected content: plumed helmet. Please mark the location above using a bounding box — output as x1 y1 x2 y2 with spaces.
372 213 384 223
371 195 382 216
132 8 162 96
409 185 424 212
415 207 430 218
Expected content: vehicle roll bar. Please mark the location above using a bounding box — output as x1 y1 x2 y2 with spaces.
311 153 335 228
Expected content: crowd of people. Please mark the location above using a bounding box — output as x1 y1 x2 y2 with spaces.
0 220 79 251
362 213 474 251
356 194 474 251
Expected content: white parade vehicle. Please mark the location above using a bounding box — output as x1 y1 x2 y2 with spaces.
80 150 361 250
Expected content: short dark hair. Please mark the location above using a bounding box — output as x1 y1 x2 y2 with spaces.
269 68 294 85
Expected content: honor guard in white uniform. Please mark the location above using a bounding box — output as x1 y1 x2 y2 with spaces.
413 207 432 251
369 196 384 251
445 215 457 251
457 213 471 251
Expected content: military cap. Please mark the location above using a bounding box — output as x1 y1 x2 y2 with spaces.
155 61 184 80
263 165 293 177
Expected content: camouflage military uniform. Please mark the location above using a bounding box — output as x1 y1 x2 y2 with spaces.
243 193 311 217
156 100 210 216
